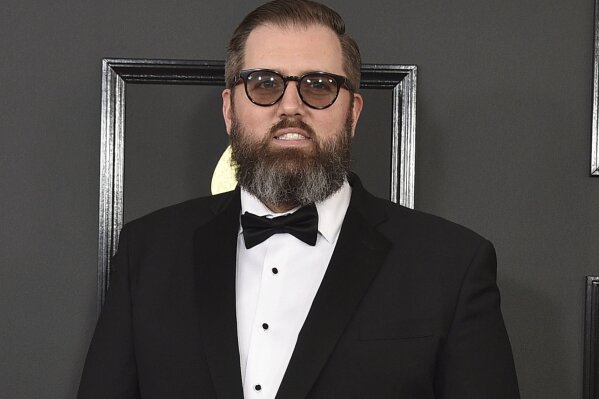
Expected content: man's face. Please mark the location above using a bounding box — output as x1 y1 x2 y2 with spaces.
222 23 363 209
223 23 362 158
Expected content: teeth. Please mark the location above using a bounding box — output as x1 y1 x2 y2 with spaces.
277 133 306 140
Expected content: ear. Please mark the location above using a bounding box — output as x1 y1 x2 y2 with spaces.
349 93 363 137
222 89 233 136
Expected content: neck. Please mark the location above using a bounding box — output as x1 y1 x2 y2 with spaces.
263 201 297 214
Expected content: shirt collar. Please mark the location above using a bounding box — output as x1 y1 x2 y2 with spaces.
240 180 351 244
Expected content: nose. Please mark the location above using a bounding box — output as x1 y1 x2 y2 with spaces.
277 81 305 117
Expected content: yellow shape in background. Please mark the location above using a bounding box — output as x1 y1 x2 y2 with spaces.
211 145 237 194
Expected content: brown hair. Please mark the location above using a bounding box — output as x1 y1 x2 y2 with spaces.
225 0 361 92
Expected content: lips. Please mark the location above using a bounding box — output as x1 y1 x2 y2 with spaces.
276 132 308 140
273 128 310 141
269 119 316 144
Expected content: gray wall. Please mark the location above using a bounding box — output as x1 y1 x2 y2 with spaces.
1 0 597 397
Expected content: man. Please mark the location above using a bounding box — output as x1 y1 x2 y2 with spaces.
78 1 520 398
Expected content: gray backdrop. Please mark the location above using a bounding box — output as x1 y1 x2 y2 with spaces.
1 0 598 398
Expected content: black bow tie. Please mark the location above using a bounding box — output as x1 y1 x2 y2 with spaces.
240 204 319 249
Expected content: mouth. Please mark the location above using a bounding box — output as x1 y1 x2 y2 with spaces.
273 128 311 142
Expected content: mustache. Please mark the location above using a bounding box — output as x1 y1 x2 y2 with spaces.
268 119 316 139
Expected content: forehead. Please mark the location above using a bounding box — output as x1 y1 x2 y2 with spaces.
243 24 344 75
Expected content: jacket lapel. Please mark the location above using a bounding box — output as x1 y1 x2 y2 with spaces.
193 189 244 399
276 180 392 399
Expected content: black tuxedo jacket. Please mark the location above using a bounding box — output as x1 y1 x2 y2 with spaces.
78 176 519 398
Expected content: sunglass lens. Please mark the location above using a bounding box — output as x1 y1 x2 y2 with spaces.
246 70 284 105
300 74 338 108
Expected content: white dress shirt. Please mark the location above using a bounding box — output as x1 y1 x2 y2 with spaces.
236 181 351 399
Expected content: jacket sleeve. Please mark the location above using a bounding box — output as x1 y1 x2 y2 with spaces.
434 239 520 398
77 226 140 398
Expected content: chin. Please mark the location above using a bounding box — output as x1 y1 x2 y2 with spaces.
268 142 316 156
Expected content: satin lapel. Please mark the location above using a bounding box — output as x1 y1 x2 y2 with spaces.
276 186 391 399
193 190 244 399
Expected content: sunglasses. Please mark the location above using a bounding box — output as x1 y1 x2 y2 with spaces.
233 68 354 110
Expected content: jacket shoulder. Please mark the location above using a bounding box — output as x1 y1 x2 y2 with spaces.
123 190 237 237
364 194 489 252
349 174 486 248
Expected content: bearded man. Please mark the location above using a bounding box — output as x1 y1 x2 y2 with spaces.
78 1 520 398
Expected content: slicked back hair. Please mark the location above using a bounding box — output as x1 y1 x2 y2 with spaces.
225 0 361 93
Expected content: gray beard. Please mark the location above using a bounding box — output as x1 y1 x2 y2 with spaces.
230 114 353 209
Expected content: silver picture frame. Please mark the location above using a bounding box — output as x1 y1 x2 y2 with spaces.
592 0 599 176
584 276 599 399
97 58 417 312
